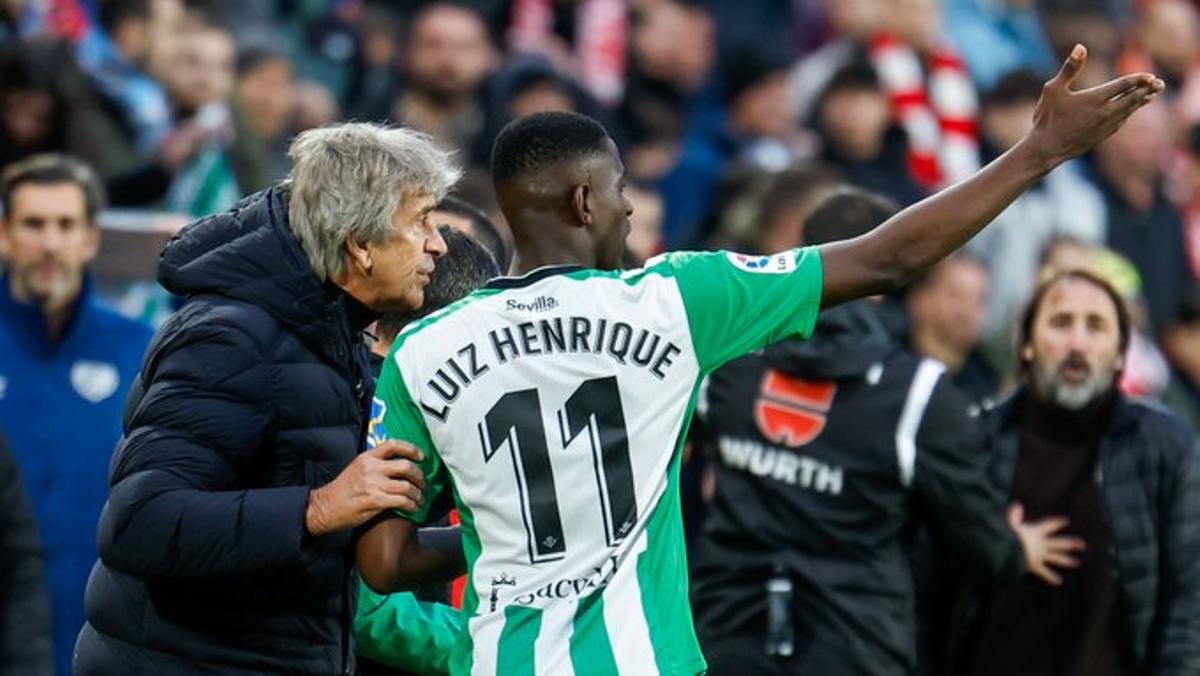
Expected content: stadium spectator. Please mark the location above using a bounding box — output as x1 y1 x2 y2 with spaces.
967 69 1106 347
358 49 1164 670
156 14 243 216
395 2 498 156
690 189 1075 675
658 43 796 247
71 0 178 179
232 44 297 191
0 435 53 676
0 154 153 675
868 0 981 191
1164 283 1200 429
946 270 1200 675
75 123 458 674
813 60 926 206
0 38 82 168
1092 100 1192 334
941 0 1058 90
905 252 1000 401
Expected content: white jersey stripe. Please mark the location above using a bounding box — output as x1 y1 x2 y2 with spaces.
604 529 658 675
469 612 504 676
895 359 944 487
535 600 578 675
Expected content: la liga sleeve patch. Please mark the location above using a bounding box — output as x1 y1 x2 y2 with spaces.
725 251 797 274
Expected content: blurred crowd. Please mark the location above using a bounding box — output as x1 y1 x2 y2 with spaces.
8 0 1200 420
3 0 1200 673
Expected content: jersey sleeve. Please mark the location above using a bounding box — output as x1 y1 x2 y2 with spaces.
653 248 824 372
371 353 449 525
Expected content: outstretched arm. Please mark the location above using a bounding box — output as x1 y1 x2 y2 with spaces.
818 45 1164 308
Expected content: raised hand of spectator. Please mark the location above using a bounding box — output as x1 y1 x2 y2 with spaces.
305 441 426 536
1008 502 1086 586
1025 44 1164 168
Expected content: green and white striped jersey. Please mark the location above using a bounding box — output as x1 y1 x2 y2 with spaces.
370 248 823 675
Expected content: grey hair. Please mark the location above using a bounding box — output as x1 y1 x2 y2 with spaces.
286 123 462 281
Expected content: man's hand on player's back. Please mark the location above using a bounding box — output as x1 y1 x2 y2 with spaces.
306 441 426 536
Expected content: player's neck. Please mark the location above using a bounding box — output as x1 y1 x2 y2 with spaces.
509 240 595 276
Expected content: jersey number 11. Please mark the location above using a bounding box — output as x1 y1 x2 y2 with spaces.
479 376 637 565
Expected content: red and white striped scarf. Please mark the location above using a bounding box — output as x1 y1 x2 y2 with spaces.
508 0 628 106
868 33 980 190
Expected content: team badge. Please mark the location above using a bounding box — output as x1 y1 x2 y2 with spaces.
70 360 119 403
367 397 388 449
754 370 837 447
727 251 796 274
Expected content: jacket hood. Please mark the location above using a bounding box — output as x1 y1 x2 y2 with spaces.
157 187 377 358
762 300 896 379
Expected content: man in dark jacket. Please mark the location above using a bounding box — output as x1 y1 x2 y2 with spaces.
0 435 52 676
76 123 464 675
949 269 1200 675
690 188 1083 675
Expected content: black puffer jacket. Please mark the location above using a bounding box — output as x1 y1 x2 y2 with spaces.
76 187 377 675
947 391 1200 675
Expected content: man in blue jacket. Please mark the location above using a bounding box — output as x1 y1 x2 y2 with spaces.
0 154 153 675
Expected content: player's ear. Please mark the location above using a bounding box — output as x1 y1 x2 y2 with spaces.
571 184 592 228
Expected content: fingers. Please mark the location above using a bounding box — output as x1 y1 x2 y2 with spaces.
371 440 425 462
381 459 426 491
1041 550 1082 570
1110 79 1165 118
1087 73 1158 103
1030 563 1064 587
377 491 422 514
1006 503 1024 527
1049 43 1087 90
1031 515 1070 536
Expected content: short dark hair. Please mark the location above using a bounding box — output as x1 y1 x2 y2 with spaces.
436 195 510 272
1 154 105 223
375 225 500 342
99 0 152 34
1017 269 1132 378
983 68 1043 109
491 112 611 186
800 186 899 246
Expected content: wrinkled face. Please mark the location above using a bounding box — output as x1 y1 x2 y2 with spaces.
911 257 990 354
584 139 634 270
1024 278 1124 410
166 27 235 113
0 182 99 311
407 6 494 101
363 192 447 311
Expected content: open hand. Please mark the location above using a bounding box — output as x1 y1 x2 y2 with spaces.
1008 503 1086 586
1024 44 1165 170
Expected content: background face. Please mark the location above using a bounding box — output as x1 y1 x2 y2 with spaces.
910 257 990 354
1 182 98 310
406 6 494 101
164 27 235 114
1026 278 1124 409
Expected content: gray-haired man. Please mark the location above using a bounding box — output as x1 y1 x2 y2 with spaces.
76 123 463 675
